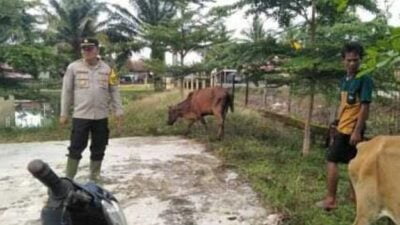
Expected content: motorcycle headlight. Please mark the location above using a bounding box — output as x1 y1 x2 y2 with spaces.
101 200 128 225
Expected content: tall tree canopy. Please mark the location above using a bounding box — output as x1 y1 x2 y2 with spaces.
236 0 378 27
108 0 177 62
43 0 107 59
0 0 40 43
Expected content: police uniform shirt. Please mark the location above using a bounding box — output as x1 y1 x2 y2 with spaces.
61 59 123 120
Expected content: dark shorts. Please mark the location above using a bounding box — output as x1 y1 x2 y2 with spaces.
326 132 357 164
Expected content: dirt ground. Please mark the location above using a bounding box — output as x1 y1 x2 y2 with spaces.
0 136 282 225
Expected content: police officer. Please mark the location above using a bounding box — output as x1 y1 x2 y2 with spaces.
59 38 123 182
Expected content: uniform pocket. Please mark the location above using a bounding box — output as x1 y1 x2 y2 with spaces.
97 76 108 89
76 74 89 89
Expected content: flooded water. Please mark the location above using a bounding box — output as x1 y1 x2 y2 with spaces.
0 97 58 128
14 100 56 128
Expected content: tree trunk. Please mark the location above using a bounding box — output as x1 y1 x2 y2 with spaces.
310 0 317 43
302 82 315 156
245 73 249 106
72 39 81 60
154 76 163 92
179 53 185 97
287 84 292 114
264 79 268 107
150 42 166 92
232 72 236 103
328 104 337 125
396 84 400 133
301 0 317 156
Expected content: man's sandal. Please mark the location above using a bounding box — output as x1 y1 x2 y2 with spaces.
315 200 337 211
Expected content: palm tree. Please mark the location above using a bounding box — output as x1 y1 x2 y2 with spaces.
241 15 267 43
108 0 177 61
135 0 176 26
43 0 107 59
104 3 142 67
0 0 40 43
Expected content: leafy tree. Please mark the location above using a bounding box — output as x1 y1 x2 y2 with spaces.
359 26 400 78
241 15 267 42
142 2 225 92
0 0 40 43
203 17 291 104
0 43 67 101
107 0 176 63
135 0 176 25
0 45 58 79
235 0 377 27
97 33 143 71
237 0 379 155
197 17 233 72
43 0 108 59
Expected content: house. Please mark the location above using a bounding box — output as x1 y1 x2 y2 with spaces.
0 63 33 80
182 73 211 90
122 59 151 84
211 69 242 86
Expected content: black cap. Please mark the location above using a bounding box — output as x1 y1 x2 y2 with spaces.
80 38 99 47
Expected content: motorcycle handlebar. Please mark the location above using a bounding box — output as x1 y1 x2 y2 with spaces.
27 159 70 198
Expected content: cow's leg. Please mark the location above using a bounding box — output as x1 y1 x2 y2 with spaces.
349 180 356 204
200 117 208 131
184 119 196 136
352 184 380 225
352 203 378 225
214 104 227 140
214 113 224 140
212 100 228 139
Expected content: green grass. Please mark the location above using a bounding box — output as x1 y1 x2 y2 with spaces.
0 89 391 225
115 90 390 225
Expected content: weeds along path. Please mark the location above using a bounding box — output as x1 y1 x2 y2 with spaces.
0 137 282 225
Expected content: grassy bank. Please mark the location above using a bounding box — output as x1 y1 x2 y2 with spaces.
104 89 389 225
0 89 387 225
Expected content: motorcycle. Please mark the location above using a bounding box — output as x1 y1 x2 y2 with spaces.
27 159 128 225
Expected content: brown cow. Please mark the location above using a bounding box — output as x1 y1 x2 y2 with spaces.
349 136 400 225
167 87 234 139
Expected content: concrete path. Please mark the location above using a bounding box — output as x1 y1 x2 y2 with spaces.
0 137 281 225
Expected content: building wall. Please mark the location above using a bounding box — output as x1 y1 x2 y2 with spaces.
165 77 175 90
0 95 15 127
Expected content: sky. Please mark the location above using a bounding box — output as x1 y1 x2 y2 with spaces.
105 0 400 64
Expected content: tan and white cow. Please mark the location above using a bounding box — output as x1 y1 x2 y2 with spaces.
349 136 400 225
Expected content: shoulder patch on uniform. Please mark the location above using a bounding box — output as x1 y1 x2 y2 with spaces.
109 69 119 85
